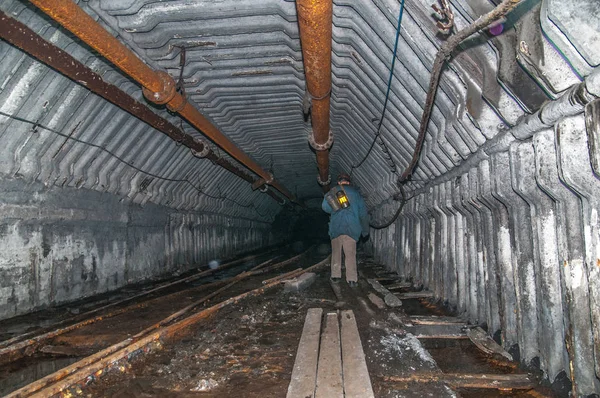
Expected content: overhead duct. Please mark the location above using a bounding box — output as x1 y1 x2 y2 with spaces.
27 0 298 204
296 0 333 191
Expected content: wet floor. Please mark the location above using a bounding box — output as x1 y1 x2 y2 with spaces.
0 251 558 397
0 246 306 397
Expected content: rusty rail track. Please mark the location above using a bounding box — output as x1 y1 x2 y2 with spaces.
0 248 287 366
0 248 328 397
4 253 330 397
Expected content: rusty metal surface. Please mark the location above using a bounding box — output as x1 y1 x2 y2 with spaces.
296 0 332 191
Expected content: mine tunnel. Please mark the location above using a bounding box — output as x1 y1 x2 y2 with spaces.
0 0 599 396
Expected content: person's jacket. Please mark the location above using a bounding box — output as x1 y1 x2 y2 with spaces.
321 184 369 241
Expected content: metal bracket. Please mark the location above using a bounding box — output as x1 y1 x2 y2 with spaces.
317 174 331 186
431 0 454 35
251 173 274 191
190 139 210 158
308 130 334 151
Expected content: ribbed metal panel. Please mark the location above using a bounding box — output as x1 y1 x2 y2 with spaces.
0 1 280 223
370 110 600 394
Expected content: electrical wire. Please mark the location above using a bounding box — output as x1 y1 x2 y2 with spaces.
0 110 272 220
350 0 405 177
367 0 520 228
369 184 408 229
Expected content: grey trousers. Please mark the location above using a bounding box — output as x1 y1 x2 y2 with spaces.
331 234 357 282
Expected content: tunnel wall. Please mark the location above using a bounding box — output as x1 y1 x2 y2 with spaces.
0 178 276 321
369 111 600 395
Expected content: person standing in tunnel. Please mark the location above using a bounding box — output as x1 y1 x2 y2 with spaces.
322 173 369 287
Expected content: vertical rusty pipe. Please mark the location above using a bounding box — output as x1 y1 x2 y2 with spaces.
0 11 287 206
28 0 298 204
296 0 332 192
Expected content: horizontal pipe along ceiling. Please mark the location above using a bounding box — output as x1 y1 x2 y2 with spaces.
0 0 599 394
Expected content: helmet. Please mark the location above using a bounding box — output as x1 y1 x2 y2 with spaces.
337 173 351 184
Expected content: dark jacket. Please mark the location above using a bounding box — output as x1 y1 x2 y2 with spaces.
321 184 369 241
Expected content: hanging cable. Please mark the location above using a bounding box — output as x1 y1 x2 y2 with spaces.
369 0 522 229
398 0 522 183
369 184 408 229
350 0 405 177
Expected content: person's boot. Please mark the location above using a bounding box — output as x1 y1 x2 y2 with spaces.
348 280 358 288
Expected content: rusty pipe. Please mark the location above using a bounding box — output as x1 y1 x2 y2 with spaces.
398 0 522 183
296 0 333 192
0 11 288 206
28 0 297 204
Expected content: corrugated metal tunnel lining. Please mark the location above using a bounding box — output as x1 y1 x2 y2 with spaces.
0 0 599 396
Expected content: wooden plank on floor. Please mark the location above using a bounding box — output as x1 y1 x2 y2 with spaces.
466 327 513 360
340 310 375 398
315 313 343 398
395 291 434 299
287 308 323 398
384 372 536 390
407 324 467 339
385 282 413 290
410 315 465 326
373 277 398 282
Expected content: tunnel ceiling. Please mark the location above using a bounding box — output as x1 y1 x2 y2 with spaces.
0 0 595 220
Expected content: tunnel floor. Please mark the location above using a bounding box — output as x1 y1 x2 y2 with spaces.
0 245 556 397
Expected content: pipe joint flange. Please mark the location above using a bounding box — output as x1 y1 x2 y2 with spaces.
143 71 177 105
317 174 331 186
308 130 333 151
191 140 211 158
265 173 274 185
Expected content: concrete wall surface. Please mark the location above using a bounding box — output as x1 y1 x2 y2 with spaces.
0 178 274 321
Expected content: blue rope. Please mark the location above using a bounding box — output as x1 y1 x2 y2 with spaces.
377 0 405 133
351 0 406 174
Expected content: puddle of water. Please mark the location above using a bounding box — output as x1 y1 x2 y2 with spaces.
421 339 515 374
401 298 446 316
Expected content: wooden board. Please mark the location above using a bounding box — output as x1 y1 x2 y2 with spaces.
340 310 375 398
287 308 323 398
384 372 536 390
466 326 513 360
407 324 467 339
315 313 343 398
395 291 435 299
385 282 413 290
410 315 465 326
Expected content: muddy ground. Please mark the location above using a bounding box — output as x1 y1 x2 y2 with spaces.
80 256 555 398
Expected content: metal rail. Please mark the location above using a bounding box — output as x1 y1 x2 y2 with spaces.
6 254 330 397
